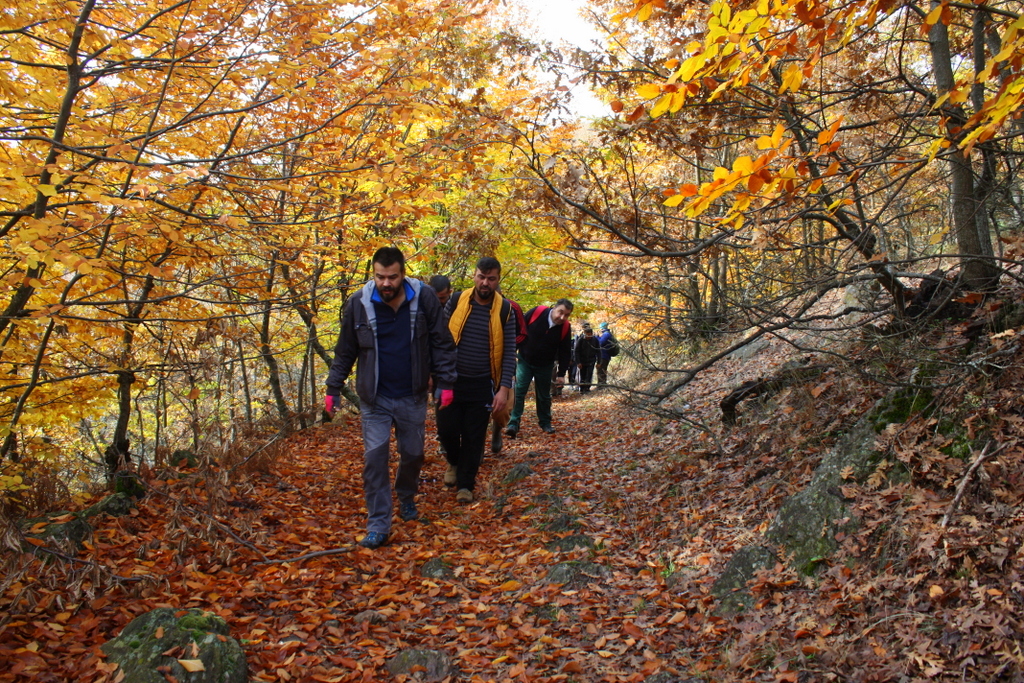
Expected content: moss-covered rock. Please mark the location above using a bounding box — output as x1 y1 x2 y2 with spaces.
82 492 135 518
172 449 199 469
765 413 878 573
544 561 609 586
21 513 92 550
385 648 454 681
869 384 934 433
503 463 534 485
546 534 594 553
419 557 454 580
101 607 247 683
113 471 146 498
711 545 779 614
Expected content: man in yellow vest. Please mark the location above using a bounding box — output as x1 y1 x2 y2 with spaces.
438 257 517 504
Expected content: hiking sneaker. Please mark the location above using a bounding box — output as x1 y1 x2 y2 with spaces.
542 425 556 434
504 426 518 439
444 465 457 487
491 425 503 454
399 501 418 521
359 531 389 549
456 488 473 504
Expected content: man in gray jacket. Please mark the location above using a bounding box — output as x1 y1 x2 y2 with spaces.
325 247 457 549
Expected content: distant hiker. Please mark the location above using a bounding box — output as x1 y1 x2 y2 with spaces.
438 257 517 504
325 247 457 549
490 292 526 455
505 299 574 437
596 321 619 387
429 274 453 307
574 322 601 392
565 324 579 392
428 274 454 455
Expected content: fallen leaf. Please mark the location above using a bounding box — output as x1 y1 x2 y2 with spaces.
177 659 205 672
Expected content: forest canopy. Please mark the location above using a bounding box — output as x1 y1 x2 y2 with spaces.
0 0 1021 514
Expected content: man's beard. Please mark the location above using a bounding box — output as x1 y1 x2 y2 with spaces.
379 286 398 301
475 286 494 300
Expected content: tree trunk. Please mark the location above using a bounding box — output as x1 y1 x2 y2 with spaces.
928 6 999 290
237 339 253 423
260 255 290 423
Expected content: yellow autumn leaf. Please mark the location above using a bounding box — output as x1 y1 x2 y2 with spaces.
650 93 673 118
780 63 803 93
177 659 206 672
636 83 662 100
663 194 685 208
36 184 57 197
732 156 753 174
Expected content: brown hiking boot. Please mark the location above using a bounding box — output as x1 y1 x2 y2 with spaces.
444 465 457 487
456 488 473 504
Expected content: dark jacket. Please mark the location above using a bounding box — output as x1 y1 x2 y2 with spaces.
326 278 457 404
575 333 601 365
521 306 572 377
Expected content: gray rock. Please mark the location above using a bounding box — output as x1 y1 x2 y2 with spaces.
22 513 92 550
765 412 878 572
172 449 199 469
644 674 703 683
531 493 563 510
353 610 387 625
708 393 912 619
419 557 454 580
543 513 579 532
503 463 534 485
544 561 609 586
664 567 702 592
711 545 780 614
546 534 594 552
82 492 135 518
101 607 247 683
114 471 146 498
385 648 455 681
727 336 770 360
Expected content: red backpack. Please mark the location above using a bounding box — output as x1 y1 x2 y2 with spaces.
527 305 570 341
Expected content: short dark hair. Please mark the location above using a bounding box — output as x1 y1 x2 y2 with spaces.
475 256 501 274
554 298 574 311
372 247 405 271
429 274 451 292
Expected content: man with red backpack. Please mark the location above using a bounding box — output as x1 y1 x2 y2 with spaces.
504 299 574 438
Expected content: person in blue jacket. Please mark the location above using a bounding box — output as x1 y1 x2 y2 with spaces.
596 322 616 387
324 247 457 549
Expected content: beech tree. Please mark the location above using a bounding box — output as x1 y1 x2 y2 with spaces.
0 0 557 485
508 0 1024 402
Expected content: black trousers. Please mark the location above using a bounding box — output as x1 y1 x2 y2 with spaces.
437 396 491 491
578 362 596 391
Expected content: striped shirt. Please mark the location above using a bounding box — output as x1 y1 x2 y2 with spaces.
448 296 517 389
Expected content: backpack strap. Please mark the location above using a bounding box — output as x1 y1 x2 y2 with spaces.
528 305 549 326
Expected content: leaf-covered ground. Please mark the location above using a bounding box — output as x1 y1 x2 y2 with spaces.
2 333 1023 682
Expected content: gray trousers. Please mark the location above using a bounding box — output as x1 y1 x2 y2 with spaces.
359 394 427 534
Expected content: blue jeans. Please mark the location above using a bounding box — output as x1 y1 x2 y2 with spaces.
359 394 427 534
507 357 554 432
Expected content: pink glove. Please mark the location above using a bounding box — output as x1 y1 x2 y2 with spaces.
324 395 336 414
440 389 454 408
